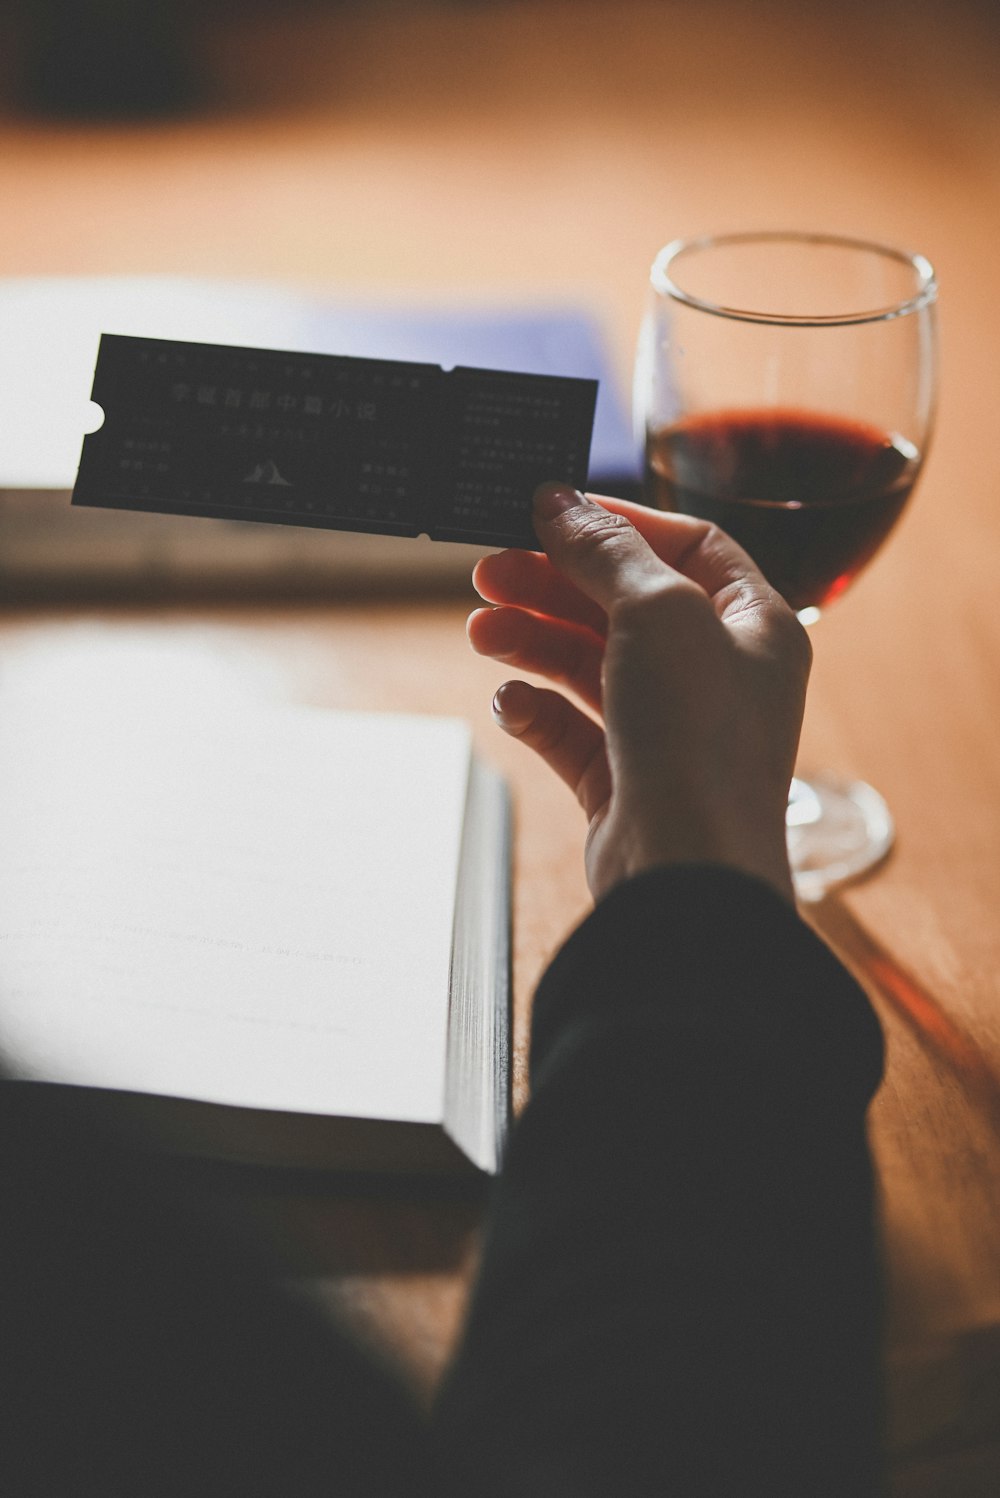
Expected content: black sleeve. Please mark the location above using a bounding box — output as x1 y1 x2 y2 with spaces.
432 865 886 1497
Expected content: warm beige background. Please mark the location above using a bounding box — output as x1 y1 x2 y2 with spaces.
2 2 999 1491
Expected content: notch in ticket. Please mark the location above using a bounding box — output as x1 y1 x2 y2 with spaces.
72 335 598 550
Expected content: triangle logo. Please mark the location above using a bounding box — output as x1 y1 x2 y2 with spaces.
243 459 292 487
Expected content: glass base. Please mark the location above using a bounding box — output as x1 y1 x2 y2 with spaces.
786 773 895 903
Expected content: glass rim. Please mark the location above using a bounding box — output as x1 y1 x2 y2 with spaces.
650 231 938 327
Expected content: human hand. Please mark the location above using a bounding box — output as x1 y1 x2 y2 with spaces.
467 485 812 904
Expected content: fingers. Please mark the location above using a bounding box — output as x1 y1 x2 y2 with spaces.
532 484 682 616
474 489 782 635
578 491 785 625
472 548 608 638
467 605 604 710
491 680 611 819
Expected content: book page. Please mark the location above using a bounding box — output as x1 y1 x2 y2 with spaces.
0 688 471 1124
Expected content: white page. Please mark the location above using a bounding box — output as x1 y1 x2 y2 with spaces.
0 690 470 1124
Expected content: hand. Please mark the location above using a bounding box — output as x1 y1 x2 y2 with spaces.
467 484 812 904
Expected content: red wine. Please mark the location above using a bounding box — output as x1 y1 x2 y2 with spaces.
645 408 921 612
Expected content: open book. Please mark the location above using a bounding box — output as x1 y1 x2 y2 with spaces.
0 694 510 1175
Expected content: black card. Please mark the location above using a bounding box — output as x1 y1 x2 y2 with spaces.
72 335 598 549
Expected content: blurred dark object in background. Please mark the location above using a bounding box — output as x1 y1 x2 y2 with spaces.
14 0 200 119
7 0 997 125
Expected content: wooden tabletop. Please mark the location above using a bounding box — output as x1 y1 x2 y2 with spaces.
2 2 1000 1491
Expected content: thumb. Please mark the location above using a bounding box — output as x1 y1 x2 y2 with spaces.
532 483 670 614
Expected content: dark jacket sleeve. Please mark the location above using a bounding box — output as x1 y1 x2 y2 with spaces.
433 865 886 1497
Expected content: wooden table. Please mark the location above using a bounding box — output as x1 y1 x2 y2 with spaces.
2 2 1000 1491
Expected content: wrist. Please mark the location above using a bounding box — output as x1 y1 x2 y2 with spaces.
611 797 795 906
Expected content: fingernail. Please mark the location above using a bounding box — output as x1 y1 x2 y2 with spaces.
491 682 524 726
533 481 587 521
492 681 535 732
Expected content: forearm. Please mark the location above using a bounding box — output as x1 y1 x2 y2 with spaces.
434 866 885 1496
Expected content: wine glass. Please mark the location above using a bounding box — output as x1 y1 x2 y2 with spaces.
634 231 938 902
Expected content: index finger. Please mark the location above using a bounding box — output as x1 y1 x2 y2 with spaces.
472 547 609 637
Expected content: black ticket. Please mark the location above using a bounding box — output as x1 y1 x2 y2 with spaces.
72 335 598 549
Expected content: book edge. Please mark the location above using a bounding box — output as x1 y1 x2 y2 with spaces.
442 756 512 1175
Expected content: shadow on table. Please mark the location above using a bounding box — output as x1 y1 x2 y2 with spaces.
142 1153 488 1275
807 897 1000 1143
